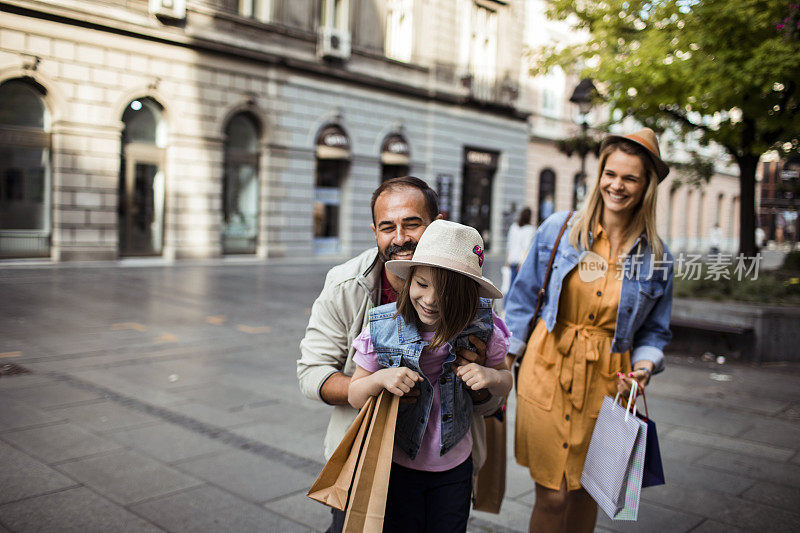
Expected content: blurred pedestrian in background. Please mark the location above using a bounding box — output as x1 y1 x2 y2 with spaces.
709 223 722 255
755 226 767 250
505 128 674 533
505 206 535 300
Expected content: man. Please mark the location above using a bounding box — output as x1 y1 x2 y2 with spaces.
298 176 502 532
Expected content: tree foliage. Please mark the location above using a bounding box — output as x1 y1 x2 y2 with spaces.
534 0 800 254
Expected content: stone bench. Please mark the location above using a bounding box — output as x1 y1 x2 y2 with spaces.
669 298 800 363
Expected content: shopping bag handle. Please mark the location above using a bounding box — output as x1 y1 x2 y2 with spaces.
613 379 638 421
638 386 650 420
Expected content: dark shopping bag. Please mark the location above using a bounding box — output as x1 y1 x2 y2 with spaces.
637 390 665 488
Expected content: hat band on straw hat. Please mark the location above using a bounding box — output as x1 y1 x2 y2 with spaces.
625 133 659 157
600 127 670 181
403 255 480 279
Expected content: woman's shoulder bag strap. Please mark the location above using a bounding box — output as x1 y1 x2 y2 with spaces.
512 211 574 383
528 211 573 337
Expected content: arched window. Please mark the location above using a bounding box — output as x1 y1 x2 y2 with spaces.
314 124 350 254
380 132 410 182
119 98 166 256
716 193 725 226
0 79 51 258
222 113 260 254
696 190 705 247
572 171 587 211
538 168 556 224
666 186 677 243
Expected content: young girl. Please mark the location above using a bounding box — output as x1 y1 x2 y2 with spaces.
348 219 513 532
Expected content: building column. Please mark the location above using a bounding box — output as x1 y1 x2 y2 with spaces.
50 120 122 261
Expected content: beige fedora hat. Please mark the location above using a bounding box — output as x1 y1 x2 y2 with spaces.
385 219 503 299
600 127 670 181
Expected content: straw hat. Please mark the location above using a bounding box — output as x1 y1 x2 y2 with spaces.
600 127 670 181
385 219 503 299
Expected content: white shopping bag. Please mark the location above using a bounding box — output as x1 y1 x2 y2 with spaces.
581 381 648 521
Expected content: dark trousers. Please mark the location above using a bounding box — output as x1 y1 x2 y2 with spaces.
383 456 473 533
326 508 345 533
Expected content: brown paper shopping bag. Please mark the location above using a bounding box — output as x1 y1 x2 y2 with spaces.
307 395 376 510
473 407 506 514
343 390 399 533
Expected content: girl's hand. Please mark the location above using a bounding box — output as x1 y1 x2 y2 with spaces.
456 363 497 391
376 367 422 397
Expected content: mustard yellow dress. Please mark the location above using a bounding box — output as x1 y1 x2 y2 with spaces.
515 226 632 491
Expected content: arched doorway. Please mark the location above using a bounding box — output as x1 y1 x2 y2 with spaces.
222 113 260 254
0 79 51 258
119 98 166 256
314 124 350 254
538 168 556 223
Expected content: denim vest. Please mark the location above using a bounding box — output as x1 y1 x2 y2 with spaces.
368 298 494 459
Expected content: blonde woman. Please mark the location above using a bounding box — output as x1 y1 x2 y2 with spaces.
505 129 674 532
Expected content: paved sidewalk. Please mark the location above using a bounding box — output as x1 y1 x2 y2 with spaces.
1 262 799 532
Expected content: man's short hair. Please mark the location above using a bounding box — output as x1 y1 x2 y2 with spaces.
370 176 439 224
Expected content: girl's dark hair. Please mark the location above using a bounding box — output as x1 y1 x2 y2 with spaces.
517 207 532 227
396 266 479 349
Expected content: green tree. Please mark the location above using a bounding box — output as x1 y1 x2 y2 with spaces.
536 0 800 255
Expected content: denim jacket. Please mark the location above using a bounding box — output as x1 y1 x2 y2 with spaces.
369 298 494 459
505 211 673 374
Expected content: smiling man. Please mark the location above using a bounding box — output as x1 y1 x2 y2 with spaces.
299 177 438 412
298 176 501 532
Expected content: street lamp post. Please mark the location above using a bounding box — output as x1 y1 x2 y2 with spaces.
556 78 598 211
568 78 597 184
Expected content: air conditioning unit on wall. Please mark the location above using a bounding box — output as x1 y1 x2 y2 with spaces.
318 27 351 61
149 0 186 21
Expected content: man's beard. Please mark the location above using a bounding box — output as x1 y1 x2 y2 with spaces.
380 241 417 263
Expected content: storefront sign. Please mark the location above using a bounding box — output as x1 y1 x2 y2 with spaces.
465 149 498 169
316 125 350 159
781 169 799 181
381 134 410 165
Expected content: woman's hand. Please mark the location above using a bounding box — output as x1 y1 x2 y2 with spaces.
375 367 423 397
616 364 653 398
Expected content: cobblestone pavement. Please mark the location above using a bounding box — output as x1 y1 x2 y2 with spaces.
1 259 798 532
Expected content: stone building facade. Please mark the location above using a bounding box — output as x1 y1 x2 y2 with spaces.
0 0 528 261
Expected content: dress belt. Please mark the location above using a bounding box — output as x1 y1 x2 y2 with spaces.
553 320 615 411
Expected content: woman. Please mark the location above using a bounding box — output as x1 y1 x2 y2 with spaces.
505 128 674 533
506 207 536 292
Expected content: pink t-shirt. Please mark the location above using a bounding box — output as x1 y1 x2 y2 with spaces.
352 314 510 472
